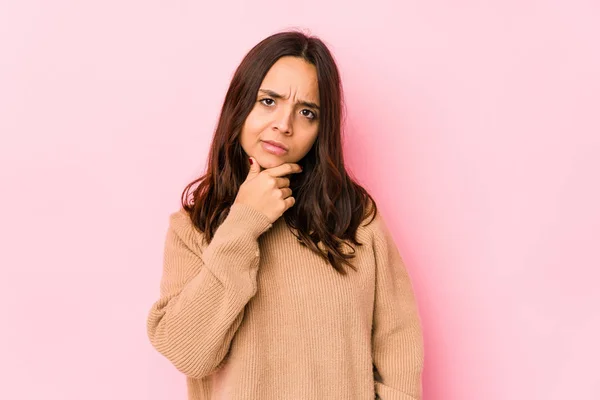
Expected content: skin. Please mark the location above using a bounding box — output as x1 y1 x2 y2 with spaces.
239 56 320 171
234 56 320 222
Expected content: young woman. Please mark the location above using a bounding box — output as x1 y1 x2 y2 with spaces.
146 30 424 400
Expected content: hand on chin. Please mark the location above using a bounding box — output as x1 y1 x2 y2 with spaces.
256 156 288 171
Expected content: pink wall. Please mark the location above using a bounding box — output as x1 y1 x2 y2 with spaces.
1 1 599 399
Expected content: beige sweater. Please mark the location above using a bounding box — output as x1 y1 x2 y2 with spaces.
146 203 424 399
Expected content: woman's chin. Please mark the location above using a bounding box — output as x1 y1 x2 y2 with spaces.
257 156 288 169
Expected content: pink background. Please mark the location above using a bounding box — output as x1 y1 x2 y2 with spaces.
1 1 599 399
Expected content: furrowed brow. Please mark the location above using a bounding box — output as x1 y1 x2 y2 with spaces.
258 88 320 110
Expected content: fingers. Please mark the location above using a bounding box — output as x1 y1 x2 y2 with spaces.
284 195 296 209
274 177 290 188
280 187 293 199
246 157 261 179
265 163 302 178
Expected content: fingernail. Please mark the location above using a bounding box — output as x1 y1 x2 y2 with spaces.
249 158 253 165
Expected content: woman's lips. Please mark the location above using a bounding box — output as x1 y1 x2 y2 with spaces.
261 140 288 156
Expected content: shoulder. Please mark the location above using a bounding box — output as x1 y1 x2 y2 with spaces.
358 203 399 257
358 198 388 239
168 208 194 235
166 208 207 252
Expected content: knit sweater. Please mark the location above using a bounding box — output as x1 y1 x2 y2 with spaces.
146 202 424 400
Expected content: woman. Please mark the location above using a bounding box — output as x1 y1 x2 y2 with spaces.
146 30 424 399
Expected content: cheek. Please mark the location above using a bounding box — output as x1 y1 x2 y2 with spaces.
294 128 319 156
243 110 268 135
240 115 262 149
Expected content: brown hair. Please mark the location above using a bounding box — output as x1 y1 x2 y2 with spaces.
181 30 377 274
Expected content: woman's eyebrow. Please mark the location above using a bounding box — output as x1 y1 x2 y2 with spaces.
258 88 320 110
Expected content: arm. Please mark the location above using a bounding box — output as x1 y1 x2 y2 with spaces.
372 214 424 399
146 203 272 379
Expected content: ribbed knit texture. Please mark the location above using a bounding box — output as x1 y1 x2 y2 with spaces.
146 203 424 399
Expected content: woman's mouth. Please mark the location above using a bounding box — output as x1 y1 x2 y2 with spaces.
261 140 288 156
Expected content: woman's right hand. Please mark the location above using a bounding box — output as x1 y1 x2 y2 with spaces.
233 157 303 223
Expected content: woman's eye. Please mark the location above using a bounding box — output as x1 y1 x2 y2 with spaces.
260 98 275 106
301 109 316 120
260 99 316 120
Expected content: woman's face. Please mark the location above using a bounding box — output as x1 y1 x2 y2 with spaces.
239 56 320 170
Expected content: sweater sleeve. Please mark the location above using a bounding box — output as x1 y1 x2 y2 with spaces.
146 203 273 379
371 214 424 400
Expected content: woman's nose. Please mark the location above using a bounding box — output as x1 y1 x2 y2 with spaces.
273 107 293 134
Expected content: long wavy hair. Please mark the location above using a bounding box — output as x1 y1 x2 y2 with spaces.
181 30 377 274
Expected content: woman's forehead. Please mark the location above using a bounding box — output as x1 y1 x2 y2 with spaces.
260 57 319 101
